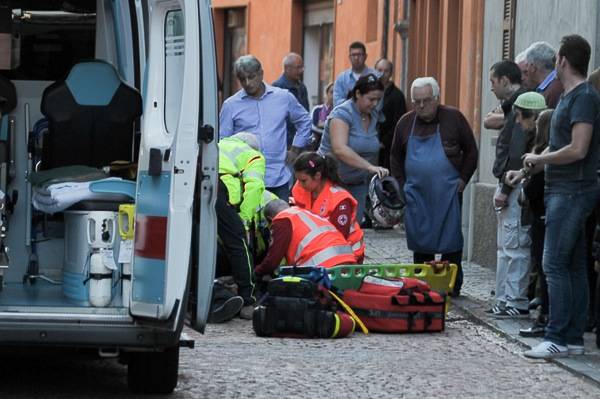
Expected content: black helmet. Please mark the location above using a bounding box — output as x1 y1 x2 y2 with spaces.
368 175 405 227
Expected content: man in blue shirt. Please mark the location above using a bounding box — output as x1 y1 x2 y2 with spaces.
272 52 309 148
333 41 377 107
524 41 563 108
220 55 312 200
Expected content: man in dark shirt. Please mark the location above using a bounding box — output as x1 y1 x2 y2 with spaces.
375 58 407 170
488 60 534 319
511 35 600 359
390 77 478 296
273 53 310 148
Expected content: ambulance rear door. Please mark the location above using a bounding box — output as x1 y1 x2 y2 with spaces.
129 0 217 333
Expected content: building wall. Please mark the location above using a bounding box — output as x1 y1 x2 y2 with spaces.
515 0 598 69
213 0 411 97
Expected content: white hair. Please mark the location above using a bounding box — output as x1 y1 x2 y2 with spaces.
410 77 440 98
234 55 262 76
515 50 527 64
231 132 260 151
525 41 556 71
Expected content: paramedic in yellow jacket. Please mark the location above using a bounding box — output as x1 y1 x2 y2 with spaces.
219 133 266 229
215 132 266 320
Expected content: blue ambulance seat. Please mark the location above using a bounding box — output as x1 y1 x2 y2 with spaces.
40 60 142 170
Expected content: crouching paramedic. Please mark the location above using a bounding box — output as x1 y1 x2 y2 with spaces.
292 152 365 262
254 199 357 278
216 132 265 319
251 189 279 263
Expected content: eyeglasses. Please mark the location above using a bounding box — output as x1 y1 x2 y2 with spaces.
411 96 437 106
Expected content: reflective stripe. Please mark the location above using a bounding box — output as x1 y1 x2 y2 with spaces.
244 170 263 179
352 240 363 251
301 245 354 266
295 225 337 261
220 144 247 161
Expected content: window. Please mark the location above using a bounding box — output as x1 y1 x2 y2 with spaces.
502 0 516 60
164 10 184 134
223 8 246 98
0 5 95 81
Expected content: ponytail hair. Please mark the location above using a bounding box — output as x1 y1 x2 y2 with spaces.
293 152 343 186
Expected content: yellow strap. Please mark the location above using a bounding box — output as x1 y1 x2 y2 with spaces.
328 290 369 335
331 313 341 338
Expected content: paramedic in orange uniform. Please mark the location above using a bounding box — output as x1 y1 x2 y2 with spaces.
254 200 357 277
291 152 365 262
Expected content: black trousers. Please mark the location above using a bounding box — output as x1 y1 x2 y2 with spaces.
530 216 548 316
413 251 463 295
216 181 255 305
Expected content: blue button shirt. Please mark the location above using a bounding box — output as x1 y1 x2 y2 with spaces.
536 69 557 92
219 84 312 187
333 67 378 106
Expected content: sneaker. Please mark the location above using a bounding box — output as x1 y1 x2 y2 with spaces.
493 306 529 318
208 296 244 323
524 341 568 359
519 322 545 337
239 305 255 320
485 304 504 315
567 344 585 355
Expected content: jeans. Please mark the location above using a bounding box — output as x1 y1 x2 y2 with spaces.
346 182 369 224
495 186 531 310
543 189 600 346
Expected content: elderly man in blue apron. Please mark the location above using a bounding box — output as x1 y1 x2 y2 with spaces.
390 77 478 296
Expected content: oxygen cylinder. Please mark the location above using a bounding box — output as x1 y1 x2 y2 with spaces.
118 204 135 308
87 213 117 307
89 250 113 307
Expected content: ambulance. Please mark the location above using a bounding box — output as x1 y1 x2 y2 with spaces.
0 0 217 393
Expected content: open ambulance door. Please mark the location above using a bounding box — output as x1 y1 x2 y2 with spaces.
129 0 217 334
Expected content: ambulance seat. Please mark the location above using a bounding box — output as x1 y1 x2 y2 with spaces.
40 60 142 170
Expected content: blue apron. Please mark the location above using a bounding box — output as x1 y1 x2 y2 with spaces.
404 116 463 253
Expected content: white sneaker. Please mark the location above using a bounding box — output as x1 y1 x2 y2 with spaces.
567 344 585 355
524 341 568 359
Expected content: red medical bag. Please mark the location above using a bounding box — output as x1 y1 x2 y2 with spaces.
342 275 446 333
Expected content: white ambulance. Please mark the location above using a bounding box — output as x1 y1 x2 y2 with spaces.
0 0 217 393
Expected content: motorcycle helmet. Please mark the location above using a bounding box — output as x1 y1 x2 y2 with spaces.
368 175 405 228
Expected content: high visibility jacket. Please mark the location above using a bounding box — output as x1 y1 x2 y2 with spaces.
219 137 266 227
273 207 357 267
292 180 365 262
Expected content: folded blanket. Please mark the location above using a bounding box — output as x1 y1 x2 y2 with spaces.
32 177 131 213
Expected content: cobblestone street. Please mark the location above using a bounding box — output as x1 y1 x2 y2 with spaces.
176 228 600 398
1 228 599 398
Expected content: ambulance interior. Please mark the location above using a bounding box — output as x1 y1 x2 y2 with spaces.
0 0 146 313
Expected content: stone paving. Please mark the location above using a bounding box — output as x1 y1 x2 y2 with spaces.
364 226 600 386
4 227 597 398
172 227 600 398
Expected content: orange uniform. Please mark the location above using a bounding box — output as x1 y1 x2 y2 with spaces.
274 207 356 267
292 180 365 262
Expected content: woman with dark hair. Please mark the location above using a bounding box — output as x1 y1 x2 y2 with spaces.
292 152 364 262
318 74 388 223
